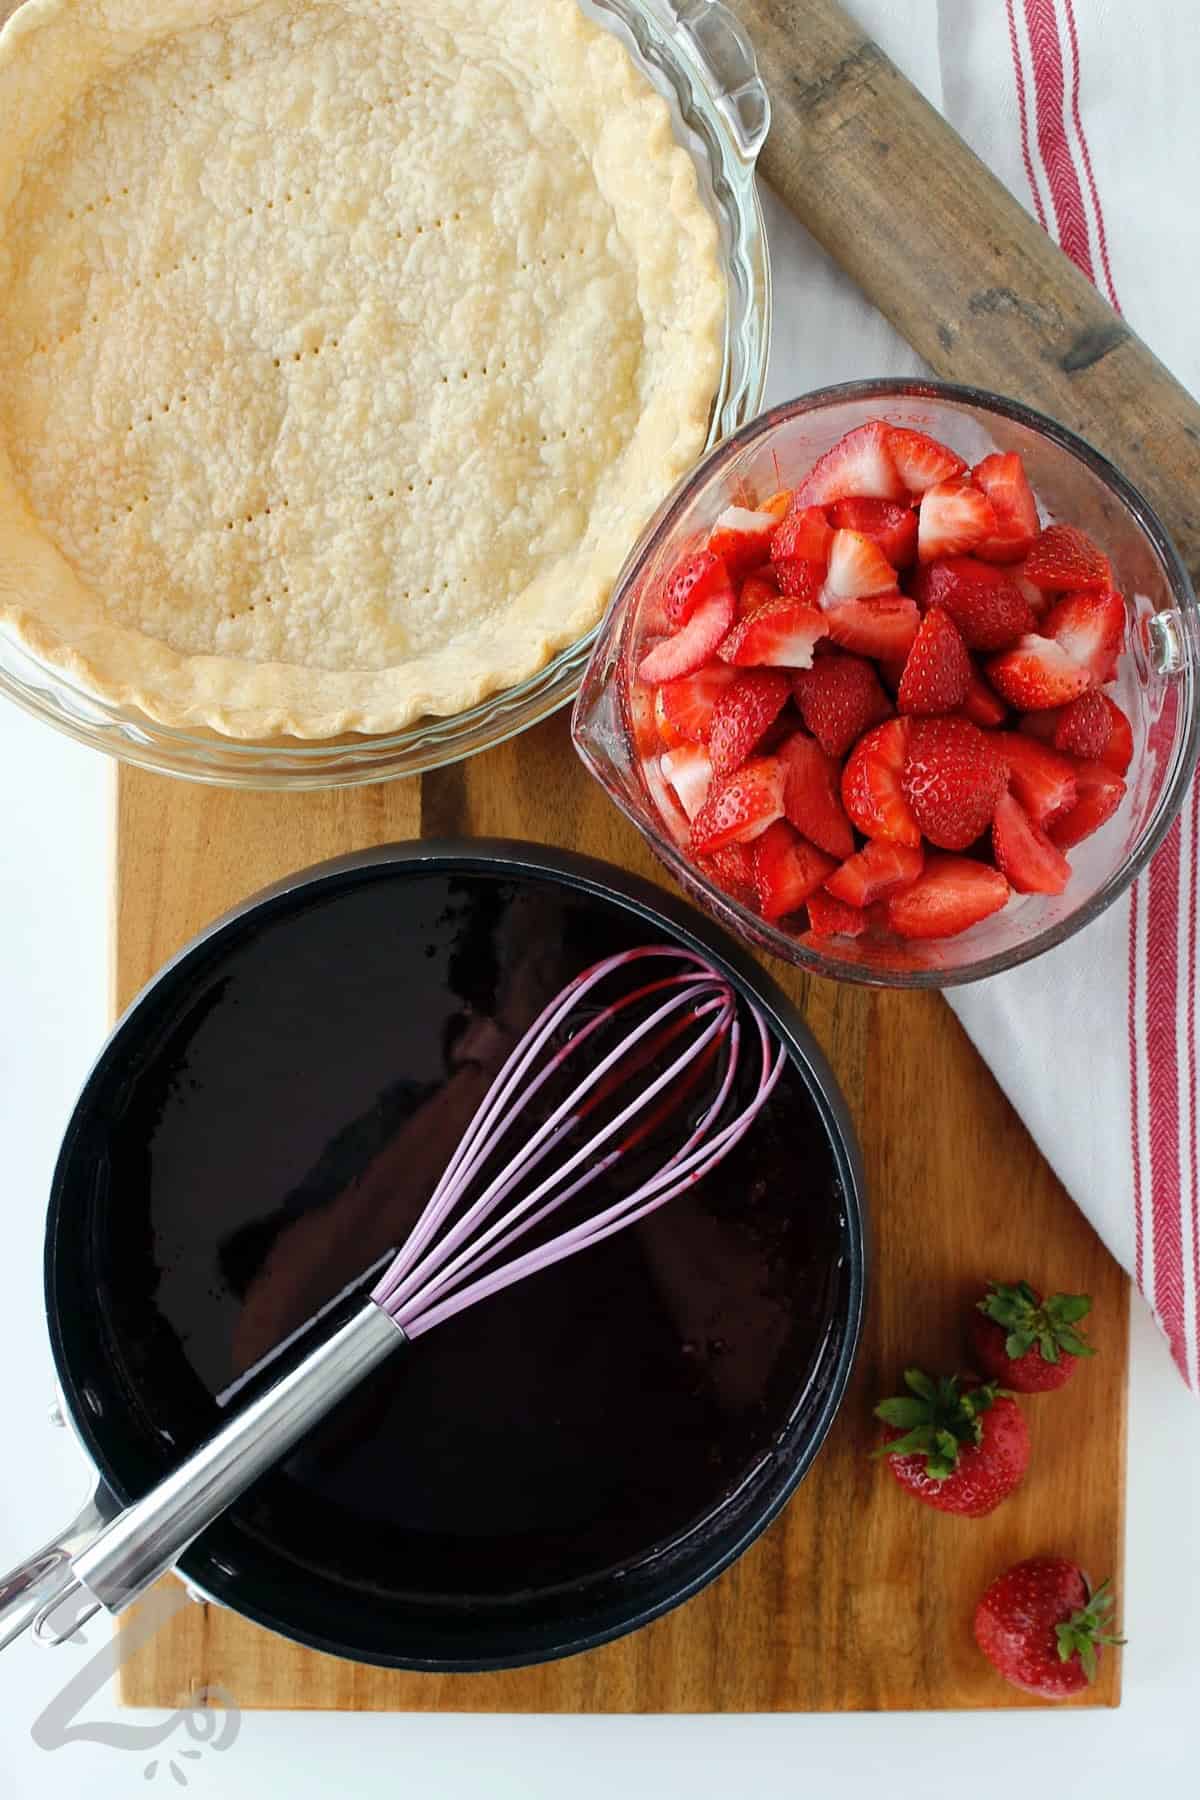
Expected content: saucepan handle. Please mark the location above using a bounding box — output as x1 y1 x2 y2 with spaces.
31 1301 405 1644
0 1486 117 1653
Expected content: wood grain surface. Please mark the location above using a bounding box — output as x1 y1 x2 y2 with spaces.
115 734 1128 1712
742 0 1200 583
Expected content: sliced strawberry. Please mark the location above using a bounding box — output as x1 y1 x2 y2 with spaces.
659 743 713 821
1023 524 1112 593
661 549 731 628
829 497 918 568
773 556 827 604
992 790 1072 895
902 716 1007 851
887 856 1010 939
718 597 829 670
750 821 838 922
793 421 906 507
878 653 908 695
961 669 1009 729
995 732 1078 827
1094 644 1122 686
656 662 737 743
1014 564 1050 619
708 670 791 777
917 478 997 562
1044 587 1127 685
627 677 659 759
1047 761 1127 849
825 839 925 907
972 452 1040 563
825 528 898 601
754 707 801 758
822 595 921 659
897 607 971 716
654 685 687 748
910 556 1034 651
1096 695 1133 775
842 717 921 847
707 506 781 580
690 755 786 854
738 569 779 616
1017 709 1058 742
1051 690 1110 761
779 732 856 859
771 505 833 565
806 891 872 938
792 651 892 758
694 841 756 908
759 488 793 522
638 583 736 684
885 426 968 495
986 635 1092 710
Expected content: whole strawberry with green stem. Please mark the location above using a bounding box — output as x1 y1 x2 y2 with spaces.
974 1556 1125 1699
969 1280 1095 1392
873 1369 1029 1517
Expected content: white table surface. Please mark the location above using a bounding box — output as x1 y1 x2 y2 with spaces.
3 4 1200 1790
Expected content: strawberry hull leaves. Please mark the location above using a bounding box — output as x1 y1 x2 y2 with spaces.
1054 1579 1126 1685
873 1369 1030 1516
970 1279 1096 1391
974 1558 1125 1699
873 1368 994 1478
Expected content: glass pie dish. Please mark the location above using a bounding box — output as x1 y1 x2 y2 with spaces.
571 379 1200 988
0 0 771 789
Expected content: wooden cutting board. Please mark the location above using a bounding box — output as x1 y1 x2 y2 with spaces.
114 739 1128 1712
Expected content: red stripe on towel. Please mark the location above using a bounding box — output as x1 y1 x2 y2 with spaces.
1023 0 1095 276
1062 0 1121 310
1005 0 1048 229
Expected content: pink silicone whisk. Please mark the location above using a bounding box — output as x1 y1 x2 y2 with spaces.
33 945 785 1643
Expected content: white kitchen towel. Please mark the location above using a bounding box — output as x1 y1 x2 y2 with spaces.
756 0 1200 1388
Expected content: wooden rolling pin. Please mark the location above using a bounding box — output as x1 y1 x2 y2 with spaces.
735 0 1200 581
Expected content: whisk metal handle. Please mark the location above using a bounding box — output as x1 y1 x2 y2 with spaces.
33 1301 405 1644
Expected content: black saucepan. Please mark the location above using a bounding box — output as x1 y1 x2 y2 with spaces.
6 842 865 1671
